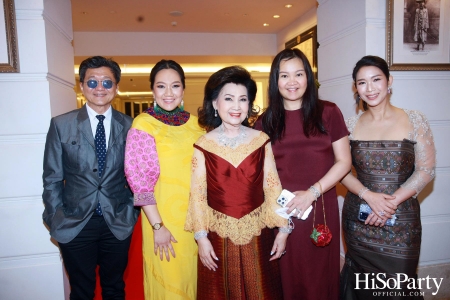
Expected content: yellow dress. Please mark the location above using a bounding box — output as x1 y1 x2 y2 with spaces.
132 112 204 300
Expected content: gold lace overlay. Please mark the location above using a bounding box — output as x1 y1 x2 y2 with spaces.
185 132 287 245
346 109 436 196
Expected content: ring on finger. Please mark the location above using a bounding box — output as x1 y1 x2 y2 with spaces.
282 251 286 255
379 210 385 216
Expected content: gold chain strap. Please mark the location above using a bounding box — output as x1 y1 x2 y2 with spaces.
312 182 326 228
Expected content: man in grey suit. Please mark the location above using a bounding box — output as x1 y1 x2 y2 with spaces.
42 56 139 300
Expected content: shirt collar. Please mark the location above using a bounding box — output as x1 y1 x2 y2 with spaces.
86 104 112 121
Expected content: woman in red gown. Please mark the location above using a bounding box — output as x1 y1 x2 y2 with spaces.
255 48 351 300
186 66 292 299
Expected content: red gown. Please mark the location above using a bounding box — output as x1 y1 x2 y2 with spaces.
255 100 348 300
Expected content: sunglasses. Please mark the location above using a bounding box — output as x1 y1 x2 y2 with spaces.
85 79 115 89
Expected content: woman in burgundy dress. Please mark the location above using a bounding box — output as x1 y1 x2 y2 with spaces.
255 48 351 300
185 66 292 299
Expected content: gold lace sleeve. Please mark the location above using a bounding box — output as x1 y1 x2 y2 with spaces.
185 133 287 245
184 147 209 233
402 110 436 196
262 142 289 228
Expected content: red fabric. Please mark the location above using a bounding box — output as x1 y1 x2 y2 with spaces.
194 141 269 219
255 100 348 300
94 214 144 300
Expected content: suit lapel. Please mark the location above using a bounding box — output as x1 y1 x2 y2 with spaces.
109 109 124 148
77 105 95 148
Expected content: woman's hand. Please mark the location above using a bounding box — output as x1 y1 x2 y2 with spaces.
270 232 289 261
197 237 219 271
153 226 177 261
364 191 397 227
286 190 315 219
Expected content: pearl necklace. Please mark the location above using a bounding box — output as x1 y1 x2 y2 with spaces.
217 124 247 149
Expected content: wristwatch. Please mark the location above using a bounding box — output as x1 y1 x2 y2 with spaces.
152 222 164 230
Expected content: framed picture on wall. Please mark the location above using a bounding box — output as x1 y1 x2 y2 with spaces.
0 0 19 73
386 0 450 71
285 26 318 79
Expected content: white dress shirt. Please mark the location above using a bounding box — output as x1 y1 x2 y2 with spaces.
86 104 112 150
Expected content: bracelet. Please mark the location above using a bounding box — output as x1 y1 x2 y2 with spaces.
358 187 370 199
194 230 208 240
279 227 293 234
279 218 295 234
309 185 320 201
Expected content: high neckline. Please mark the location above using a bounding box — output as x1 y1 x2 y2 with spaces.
145 106 190 126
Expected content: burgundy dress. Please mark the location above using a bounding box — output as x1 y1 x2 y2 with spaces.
255 100 348 300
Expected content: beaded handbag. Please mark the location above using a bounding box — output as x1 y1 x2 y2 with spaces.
310 182 332 247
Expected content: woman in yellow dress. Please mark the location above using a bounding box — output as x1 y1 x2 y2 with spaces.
125 59 204 299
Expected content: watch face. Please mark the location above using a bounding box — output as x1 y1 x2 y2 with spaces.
153 223 162 230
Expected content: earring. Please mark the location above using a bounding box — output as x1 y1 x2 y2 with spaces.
388 87 392 94
154 101 158 108
180 99 184 111
214 109 217 117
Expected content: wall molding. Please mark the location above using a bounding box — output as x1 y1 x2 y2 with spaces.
43 11 73 42
390 72 450 80
0 73 47 82
0 195 43 206
0 134 46 145
15 9 43 21
319 20 365 47
365 18 385 28
0 252 61 268
47 73 76 89
419 258 450 267
421 213 450 224
318 75 352 87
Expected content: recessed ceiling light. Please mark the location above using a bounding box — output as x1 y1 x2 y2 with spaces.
273 15 280 18
243 14 248 17
263 23 269 27
169 11 183 17
81 11 88 15
285 4 293 8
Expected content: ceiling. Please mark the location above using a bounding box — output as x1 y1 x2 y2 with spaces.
71 0 317 98
71 0 316 34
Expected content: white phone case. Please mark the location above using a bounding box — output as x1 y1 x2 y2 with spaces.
276 189 313 220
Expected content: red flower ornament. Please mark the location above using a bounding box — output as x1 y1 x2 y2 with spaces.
310 224 332 247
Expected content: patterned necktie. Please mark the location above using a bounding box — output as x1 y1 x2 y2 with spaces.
94 115 106 215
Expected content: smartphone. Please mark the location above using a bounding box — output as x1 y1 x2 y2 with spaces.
276 189 312 220
358 203 397 226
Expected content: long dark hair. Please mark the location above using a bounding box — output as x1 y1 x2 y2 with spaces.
352 55 390 111
261 48 325 142
198 66 258 132
149 59 186 90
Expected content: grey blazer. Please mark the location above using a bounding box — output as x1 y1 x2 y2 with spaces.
42 105 139 243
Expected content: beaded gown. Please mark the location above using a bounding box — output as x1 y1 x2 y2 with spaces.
125 107 204 300
340 109 436 300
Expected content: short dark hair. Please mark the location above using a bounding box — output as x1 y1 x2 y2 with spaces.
261 48 325 142
79 56 121 84
149 59 185 90
352 55 390 111
198 66 258 132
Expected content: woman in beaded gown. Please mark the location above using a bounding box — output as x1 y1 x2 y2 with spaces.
255 48 351 300
340 56 436 299
124 59 204 299
185 66 291 299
